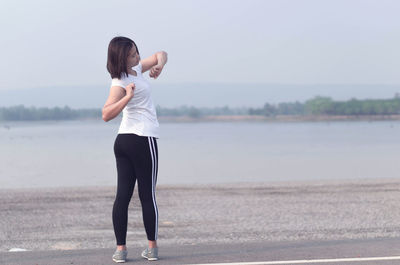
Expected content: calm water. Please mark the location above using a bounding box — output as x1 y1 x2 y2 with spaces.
0 119 399 189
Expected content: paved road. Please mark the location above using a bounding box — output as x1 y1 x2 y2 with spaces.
2 237 400 265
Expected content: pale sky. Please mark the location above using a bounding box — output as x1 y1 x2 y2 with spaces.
1 0 400 91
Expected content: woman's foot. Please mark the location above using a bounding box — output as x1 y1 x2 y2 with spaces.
141 247 158 261
112 248 127 263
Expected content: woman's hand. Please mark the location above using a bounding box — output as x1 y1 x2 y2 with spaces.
125 83 136 98
149 64 164 79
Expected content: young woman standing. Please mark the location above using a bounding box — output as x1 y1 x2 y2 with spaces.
102 36 167 263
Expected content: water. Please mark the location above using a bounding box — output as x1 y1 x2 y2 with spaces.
0 119 399 189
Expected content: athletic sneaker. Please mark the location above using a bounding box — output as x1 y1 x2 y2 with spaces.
141 247 158 261
112 249 127 263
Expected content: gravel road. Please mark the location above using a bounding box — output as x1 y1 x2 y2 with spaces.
1 178 400 252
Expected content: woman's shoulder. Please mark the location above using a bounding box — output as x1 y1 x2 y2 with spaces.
111 75 129 87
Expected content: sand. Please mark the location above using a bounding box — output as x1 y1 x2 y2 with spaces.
1 178 400 252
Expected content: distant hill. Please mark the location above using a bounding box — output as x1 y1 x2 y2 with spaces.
0 83 399 108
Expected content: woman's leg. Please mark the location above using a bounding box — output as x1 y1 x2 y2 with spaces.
135 136 159 246
112 135 137 247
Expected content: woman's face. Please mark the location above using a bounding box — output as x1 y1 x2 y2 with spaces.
127 45 140 69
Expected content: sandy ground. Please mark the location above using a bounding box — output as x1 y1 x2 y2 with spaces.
1 178 400 252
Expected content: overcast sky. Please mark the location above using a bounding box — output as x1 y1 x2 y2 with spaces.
1 0 400 91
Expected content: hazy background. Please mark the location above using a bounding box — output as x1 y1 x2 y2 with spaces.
1 0 400 188
1 0 400 108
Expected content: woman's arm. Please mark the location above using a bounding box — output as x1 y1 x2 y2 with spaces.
102 84 135 122
155 51 168 66
149 51 168 79
140 51 168 78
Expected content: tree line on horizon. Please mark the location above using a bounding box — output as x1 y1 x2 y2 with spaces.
249 94 400 116
0 95 399 121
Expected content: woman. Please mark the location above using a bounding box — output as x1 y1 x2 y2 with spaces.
102 36 167 263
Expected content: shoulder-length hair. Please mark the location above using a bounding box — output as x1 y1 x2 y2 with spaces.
106 36 139 79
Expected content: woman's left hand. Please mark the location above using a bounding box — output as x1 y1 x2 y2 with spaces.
149 64 163 79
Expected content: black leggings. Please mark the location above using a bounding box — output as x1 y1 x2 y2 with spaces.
112 133 159 245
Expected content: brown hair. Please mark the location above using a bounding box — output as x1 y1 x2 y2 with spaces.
106 36 139 79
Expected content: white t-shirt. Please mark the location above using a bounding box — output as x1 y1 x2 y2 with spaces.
111 62 160 138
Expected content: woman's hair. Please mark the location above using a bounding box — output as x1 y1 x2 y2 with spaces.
107 36 139 79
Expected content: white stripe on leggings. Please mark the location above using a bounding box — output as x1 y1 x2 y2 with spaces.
148 137 158 240
150 137 158 183
150 137 159 240
153 138 158 183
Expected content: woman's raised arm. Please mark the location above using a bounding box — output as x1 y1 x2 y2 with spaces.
140 51 168 79
102 84 135 122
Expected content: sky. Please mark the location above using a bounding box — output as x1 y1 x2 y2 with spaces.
0 0 400 101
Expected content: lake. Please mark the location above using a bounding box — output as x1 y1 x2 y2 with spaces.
0 119 399 189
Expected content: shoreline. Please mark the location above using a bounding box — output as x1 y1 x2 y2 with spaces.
0 176 399 192
1 114 400 124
